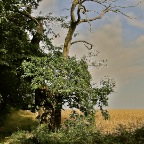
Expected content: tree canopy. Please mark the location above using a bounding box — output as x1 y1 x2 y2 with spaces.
0 0 44 118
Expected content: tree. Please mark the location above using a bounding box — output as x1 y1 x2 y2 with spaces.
23 0 138 130
0 0 44 121
0 0 68 124
0 0 137 130
22 51 115 130
22 0 140 130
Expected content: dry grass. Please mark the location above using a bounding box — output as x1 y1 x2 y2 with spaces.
95 109 144 134
61 109 144 134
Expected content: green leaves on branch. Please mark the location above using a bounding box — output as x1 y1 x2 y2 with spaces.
22 53 91 93
22 51 115 118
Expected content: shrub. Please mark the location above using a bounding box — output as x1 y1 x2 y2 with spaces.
134 125 144 144
6 113 101 144
7 130 33 144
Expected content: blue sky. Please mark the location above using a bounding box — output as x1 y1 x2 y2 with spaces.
35 0 144 109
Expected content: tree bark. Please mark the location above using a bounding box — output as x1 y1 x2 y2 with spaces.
63 22 78 58
54 94 62 129
63 0 80 58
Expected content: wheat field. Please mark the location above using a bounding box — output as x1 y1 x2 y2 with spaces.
61 109 144 134
3 109 144 135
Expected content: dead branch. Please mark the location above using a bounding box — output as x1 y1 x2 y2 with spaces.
80 5 111 23
62 0 140 58
71 40 94 50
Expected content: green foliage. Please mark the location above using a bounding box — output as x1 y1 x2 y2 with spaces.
8 130 34 144
22 51 115 118
0 0 45 118
58 111 98 144
6 114 101 144
0 0 71 117
134 125 144 143
104 125 135 144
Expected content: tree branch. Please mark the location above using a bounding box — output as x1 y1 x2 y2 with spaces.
14 9 39 25
80 6 109 23
63 0 139 58
71 40 94 50
79 0 139 23
71 0 79 22
77 4 81 22
110 8 134 19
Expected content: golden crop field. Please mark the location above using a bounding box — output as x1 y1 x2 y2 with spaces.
2 109 144 135
61 109 144 134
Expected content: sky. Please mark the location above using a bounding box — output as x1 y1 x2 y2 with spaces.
34 0 144 109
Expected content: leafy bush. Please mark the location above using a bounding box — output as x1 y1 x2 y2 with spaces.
6 113 102 144
102 124 144 144
134 125 144 144
30 112 100 144
8 130 34 144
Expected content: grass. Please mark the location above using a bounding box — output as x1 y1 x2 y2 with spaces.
1 109 144 143
0 110 38 142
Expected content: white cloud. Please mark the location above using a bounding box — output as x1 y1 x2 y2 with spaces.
83 17 144 108
69 18 144 87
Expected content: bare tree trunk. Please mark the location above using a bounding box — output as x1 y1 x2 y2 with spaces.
63 22 77 58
